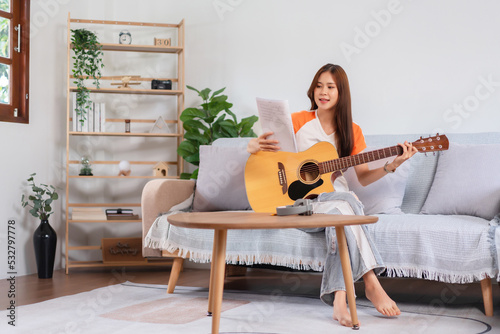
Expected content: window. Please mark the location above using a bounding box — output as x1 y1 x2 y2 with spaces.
0 0 29 123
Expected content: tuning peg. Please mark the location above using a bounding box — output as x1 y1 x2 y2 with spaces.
424 152 428 157
433 152 436 156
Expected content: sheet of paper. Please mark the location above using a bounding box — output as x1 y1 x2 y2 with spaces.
256 97 298 153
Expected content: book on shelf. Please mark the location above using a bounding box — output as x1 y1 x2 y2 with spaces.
82 101 90 132
105 208 139 220
94 102 100 132
71 95 106 133
72 93 77 131
72 207 107 220
106 214 140 220
89 102 94 132
100 103 106 132
105 208 133 214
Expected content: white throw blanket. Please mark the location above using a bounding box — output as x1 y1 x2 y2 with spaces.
145 194 500 283
144 192 364 271
366 214 499 283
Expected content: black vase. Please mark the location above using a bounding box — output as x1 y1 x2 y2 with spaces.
33 220 57 279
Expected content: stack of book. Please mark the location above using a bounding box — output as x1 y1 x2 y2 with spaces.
72 208 107 221
72 93 106 132
105 208 139 220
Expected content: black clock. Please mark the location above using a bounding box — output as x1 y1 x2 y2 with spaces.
119 30 132 45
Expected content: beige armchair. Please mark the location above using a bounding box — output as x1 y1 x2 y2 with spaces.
141 179 195 292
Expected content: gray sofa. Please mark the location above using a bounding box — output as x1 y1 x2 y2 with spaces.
142 132 500 315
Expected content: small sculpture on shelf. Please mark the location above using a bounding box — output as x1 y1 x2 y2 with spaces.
149 116 171 133
111 76 141 89
153 162 169 177
79 156 93 176
154 37 171 46
118 160 131 176
125 119 131 133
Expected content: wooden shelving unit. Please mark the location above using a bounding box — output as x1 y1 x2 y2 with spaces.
69 87 183 95
64 14 185 273
68 131 181 137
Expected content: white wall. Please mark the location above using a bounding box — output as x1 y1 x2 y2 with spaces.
1 0 499 279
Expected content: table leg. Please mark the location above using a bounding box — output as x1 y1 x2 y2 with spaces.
207 231 218 316
335 226 360 330
211 229 228 334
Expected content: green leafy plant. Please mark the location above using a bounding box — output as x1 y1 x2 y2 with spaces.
21 173 59 221
71 28 104 124
177 86 258 179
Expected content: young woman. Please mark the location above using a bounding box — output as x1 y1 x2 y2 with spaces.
247 63 417 327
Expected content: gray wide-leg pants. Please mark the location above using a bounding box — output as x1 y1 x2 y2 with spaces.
308 191 385 306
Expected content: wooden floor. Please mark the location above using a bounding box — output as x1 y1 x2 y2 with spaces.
1 265 499 314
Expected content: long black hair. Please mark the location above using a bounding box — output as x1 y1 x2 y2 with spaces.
307 64 354 158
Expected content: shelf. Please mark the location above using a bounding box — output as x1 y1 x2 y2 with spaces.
68 203 141 208
69 117 178 124
69 18 182 29
69 86 183 95
68 246 101 251
69 219 142 223
70 43 182 53
69 175 179 179
68 160 179 165
101 43 183 54
69 131 181 137
67 260 174 268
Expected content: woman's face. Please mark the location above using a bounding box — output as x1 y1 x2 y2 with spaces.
314 71 339 111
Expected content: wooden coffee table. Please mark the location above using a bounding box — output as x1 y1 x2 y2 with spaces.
167 211 378 333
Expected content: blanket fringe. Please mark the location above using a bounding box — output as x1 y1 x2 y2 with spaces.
145 236 324 271
147 236 496 283
489 215 500 281
384 266 493 284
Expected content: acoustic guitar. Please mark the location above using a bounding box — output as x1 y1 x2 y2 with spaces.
244 134 449 213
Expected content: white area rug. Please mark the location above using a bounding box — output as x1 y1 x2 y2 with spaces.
1 282 498 333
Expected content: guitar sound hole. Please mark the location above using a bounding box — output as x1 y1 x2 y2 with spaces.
299 162 319 183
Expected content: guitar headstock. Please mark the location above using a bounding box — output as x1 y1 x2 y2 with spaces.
412 134 449 153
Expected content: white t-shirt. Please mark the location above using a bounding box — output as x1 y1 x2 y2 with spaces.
292 110 367 192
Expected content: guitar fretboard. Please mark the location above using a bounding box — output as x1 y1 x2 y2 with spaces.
318 145 403 174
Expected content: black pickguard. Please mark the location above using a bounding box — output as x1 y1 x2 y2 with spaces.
288 179 324 201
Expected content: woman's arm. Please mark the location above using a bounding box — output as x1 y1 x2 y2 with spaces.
353 141 417 186
247 131 281 154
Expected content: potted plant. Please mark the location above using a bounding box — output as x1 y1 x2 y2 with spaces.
71 28 104 125
21 173 59 278
177 86 258 179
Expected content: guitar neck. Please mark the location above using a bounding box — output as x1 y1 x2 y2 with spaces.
319 145 403 174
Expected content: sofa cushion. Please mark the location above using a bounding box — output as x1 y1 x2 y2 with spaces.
344 146 410 215
367 214 495 283
364 134 440 214
420 143 500 220
192 139 252 211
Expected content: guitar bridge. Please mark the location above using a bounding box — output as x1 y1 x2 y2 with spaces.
277 162 288 195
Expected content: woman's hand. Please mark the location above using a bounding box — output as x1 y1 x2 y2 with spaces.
386 141 418 172
247 131 280 154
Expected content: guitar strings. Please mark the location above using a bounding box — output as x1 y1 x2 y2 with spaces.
274 140 442 175
283 146 402 175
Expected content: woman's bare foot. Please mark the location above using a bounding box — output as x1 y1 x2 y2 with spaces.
363 271 401 316
365 286 400 316
332 291 358 327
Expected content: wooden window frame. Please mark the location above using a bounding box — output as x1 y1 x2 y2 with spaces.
0 0 30 124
